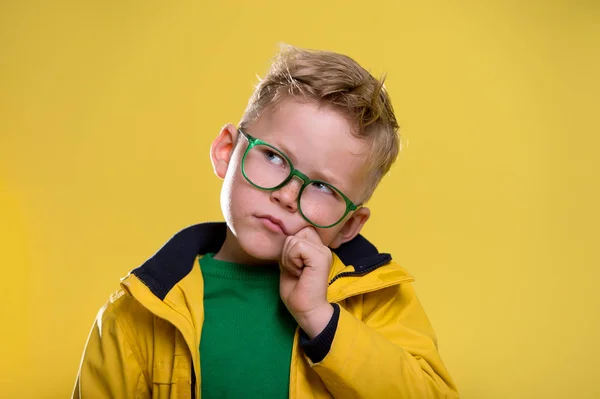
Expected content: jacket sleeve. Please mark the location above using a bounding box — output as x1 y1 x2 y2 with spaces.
72 291 150 399
307 282 459 398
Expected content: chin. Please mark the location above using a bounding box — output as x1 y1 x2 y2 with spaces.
237 228 284 262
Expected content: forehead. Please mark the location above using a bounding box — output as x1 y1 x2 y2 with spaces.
247 98 370 201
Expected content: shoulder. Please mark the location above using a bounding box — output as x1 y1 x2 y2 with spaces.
95 289 154 344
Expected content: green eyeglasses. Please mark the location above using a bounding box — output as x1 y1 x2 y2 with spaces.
238 128 360 228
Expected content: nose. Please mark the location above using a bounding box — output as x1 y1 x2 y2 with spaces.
271 177 303 212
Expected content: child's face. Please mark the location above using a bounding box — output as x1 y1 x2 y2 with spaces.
211 98 372 263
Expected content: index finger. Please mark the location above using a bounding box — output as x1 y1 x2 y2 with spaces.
294 225 323 245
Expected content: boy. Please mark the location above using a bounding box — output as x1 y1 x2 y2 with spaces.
73 45 458 398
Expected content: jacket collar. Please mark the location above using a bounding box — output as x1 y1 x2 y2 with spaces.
132 222 392 300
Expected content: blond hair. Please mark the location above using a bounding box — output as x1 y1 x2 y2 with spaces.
240 45 400 202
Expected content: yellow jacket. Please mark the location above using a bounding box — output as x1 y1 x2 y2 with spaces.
73 223 458 398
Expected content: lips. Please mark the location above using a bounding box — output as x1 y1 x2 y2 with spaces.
257 215 289 235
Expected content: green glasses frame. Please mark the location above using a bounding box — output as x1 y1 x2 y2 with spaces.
238 128 360 228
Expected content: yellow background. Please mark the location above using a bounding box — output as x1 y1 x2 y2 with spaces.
1 1 599 397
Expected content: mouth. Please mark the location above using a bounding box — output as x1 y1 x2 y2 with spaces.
256 215 289 235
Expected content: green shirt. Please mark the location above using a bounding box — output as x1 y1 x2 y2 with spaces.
199 253 298 399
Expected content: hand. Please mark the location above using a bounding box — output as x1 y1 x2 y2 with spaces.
279 226 335 338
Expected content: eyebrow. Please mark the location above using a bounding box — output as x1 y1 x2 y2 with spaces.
270 139 342 187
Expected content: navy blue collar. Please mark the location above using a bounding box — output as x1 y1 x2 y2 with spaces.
132 222 391 300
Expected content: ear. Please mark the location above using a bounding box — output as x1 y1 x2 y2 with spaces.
210 124 239 179
328 207 371 249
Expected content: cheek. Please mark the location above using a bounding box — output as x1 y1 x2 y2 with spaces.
316 226 343 248
222 175 242 211
220 159 246 219
220 164 262 221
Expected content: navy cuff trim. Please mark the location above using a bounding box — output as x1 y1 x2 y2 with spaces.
299 304 340 363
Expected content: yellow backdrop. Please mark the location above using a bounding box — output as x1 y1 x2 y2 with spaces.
1 1 599 398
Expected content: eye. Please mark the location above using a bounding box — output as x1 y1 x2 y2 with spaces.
263 149 285 167
312 182 335 195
